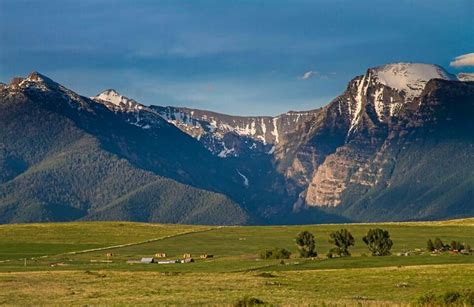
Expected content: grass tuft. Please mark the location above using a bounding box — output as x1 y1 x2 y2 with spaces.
414 289 474 306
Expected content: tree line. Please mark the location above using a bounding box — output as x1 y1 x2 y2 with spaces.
260 228 393 260
426 237 471 253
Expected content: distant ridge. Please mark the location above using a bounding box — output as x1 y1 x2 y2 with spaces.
0 63 473 224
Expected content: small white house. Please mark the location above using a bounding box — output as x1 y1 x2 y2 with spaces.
140 258 155 264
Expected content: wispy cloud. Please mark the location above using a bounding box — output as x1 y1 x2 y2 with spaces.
300 70 316 80
299 70 336 80
450 53 474 67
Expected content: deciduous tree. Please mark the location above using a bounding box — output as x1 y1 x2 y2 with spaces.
328 228 355 257
296 231 317 258
362 228 393 256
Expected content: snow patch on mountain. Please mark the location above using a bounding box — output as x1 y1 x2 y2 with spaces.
373 87 385 119
458 73 474 81
345 63 459 136
267 145 276 154
218 146 235 158
92 89 167 130
93 89 143 112
271 117 280 143
372 63 457 100
235 121 258 136
236 169 249 186
349 75 368 132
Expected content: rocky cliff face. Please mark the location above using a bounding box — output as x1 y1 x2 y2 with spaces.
340 79 474 221
304 64 461 208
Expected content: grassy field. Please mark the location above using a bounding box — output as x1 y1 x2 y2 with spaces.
0 219 473 305
0 222 209 260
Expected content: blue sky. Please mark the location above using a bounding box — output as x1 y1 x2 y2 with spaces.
1 0 473 115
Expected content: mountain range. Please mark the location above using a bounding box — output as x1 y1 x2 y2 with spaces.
0 63 473 224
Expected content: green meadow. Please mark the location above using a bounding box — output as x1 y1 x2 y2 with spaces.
0 219 473 305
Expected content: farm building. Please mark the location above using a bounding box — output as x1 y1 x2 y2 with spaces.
140 258 155 264
180 258 194 263
157 259 179 264
200 254 213 259
155 253 167 258
183 253 192 258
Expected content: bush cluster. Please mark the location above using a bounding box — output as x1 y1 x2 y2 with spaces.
259 248 291 260
427 238 471 252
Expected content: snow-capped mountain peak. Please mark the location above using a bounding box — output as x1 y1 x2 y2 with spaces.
342 63 459 136
7 71 59 91
371 63 457 100
457 73 474 82
92 89 169 130
25 71 53 83
93 89 143 111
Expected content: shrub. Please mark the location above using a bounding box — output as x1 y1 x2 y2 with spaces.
452 241 464 251
426 239 434 252
256 272 276 278
429 238 469 252
362 228 393 256
296 231 317 258
434 237 447 251
414 289 474 306
259 248 291 260
234 296 266 306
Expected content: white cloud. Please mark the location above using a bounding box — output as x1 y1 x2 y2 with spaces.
299 70 334 80
300 70 316 80
450 53 474 67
